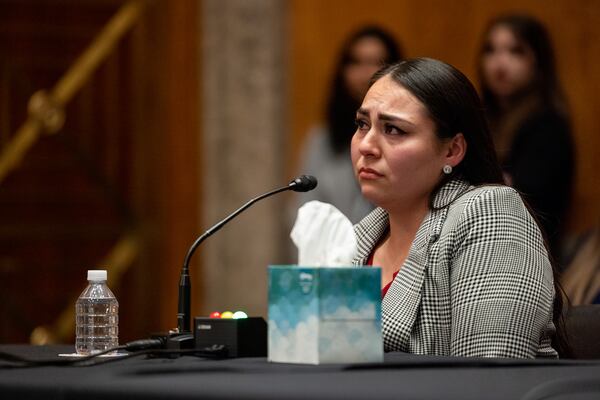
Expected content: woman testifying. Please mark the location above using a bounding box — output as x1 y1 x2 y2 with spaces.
351 58 563 358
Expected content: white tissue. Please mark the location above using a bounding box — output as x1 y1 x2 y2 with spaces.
290 201 358 266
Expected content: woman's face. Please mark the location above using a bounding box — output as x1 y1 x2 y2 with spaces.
343 37 389 102
350 75 448 211
481 25 536 100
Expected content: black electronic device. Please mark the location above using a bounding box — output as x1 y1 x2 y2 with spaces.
194 317 267 357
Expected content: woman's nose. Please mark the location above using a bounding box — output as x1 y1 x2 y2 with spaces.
491 51 511 69
358 129 380 158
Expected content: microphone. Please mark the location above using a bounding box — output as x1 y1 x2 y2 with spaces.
175 175 317 335
288 175 317 192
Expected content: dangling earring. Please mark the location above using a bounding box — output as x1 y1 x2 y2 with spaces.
443 165 453 175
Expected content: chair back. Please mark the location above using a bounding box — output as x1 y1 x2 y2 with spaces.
564 305 600 359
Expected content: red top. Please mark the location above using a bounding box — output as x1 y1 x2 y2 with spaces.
367 253 399 298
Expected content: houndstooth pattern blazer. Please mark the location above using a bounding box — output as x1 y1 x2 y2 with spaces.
353 179 558 358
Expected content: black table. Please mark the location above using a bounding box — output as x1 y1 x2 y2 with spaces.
1 345 600 400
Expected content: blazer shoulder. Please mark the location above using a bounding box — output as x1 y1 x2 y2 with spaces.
442 184 535 238
453 184 525 215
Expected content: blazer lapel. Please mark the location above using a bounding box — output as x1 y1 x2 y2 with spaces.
381 209 436 351
353 207 389 265
353 206 437 351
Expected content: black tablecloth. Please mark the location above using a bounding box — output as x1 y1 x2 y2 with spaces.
1 345 600 400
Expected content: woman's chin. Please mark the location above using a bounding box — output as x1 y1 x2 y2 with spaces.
360 187 384 207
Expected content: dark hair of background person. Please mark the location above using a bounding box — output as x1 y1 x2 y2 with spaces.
370 57 570 357
326 26 403 154
477 14 575 264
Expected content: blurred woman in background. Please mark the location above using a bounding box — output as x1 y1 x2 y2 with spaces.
297 26 402 223
478 14 575 262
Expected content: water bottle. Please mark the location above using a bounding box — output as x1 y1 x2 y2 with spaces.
75 270 119 355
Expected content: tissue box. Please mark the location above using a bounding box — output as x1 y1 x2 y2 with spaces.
268 265 383 364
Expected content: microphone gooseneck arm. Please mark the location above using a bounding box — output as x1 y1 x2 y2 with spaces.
176 175 317 333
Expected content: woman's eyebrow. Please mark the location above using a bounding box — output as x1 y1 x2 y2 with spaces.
356 108 369 116
379 113 416 127
356 108 416 127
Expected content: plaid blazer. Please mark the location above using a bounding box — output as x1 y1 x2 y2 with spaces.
353 179 558 358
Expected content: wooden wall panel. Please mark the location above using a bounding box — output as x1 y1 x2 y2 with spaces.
0 0 134 343
289 0 600 233
0 0 200 343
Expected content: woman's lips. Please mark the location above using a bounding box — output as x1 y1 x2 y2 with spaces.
358 167 383 180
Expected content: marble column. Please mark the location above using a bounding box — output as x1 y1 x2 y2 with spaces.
200 0 288 317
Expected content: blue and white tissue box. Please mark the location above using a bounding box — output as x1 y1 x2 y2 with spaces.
268 266 383 364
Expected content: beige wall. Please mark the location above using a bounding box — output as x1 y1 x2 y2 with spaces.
289 0 600 233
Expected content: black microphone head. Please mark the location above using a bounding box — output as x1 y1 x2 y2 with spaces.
289 175 318 192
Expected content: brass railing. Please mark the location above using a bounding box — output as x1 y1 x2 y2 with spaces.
0 0 145 183
0 0 146 344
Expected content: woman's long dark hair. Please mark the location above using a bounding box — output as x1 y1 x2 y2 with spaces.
371 58 569 357
326 26 402 154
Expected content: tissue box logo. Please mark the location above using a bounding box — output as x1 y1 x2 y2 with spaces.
299 272 314 294
268 266 383 364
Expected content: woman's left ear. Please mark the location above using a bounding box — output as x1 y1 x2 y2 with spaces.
445 133 467 167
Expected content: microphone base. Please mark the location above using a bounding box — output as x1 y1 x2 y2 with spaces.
165 332 195 350
145 332 195 359
194 317 267 357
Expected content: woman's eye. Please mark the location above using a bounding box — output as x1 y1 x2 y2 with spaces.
355 119 369 130
384 124 404 135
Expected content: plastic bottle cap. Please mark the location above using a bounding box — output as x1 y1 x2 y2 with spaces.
87 270 107 281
